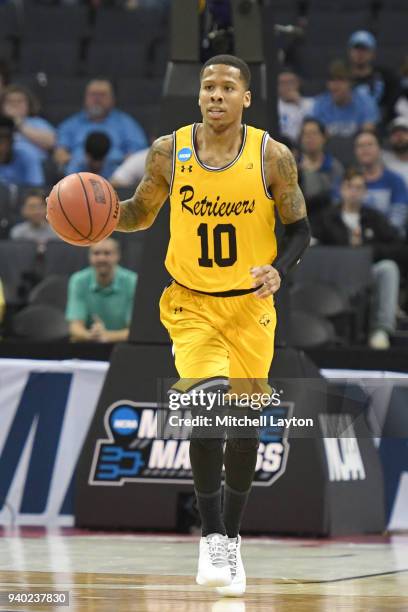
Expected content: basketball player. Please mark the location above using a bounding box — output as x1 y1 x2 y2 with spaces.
116 55 310 596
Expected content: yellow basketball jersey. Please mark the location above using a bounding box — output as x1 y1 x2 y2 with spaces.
165 123 277 293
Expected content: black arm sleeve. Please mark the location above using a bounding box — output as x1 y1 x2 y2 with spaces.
273 217 311 279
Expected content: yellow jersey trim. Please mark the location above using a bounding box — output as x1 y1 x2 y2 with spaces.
261 131 274 200
191 123 248 172
169 130 176 196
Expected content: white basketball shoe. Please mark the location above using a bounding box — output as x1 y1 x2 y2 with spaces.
196 533 232 587
215 535 246 597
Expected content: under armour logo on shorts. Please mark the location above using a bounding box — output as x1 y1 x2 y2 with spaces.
259 314 271 326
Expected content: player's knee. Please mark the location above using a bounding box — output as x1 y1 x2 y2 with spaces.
226 435 260 453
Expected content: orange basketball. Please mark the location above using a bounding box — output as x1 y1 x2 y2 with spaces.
47 172 120 246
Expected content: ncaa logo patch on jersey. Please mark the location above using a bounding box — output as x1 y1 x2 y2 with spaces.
177 147 192 162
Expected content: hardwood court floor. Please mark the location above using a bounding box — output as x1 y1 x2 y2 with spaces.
0 530 407 611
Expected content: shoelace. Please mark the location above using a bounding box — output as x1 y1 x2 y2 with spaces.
226 540 238 578
207 536 228 568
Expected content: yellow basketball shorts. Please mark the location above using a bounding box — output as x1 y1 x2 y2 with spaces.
159 282 276 385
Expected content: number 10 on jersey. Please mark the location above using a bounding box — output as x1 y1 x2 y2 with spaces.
197 223 237 267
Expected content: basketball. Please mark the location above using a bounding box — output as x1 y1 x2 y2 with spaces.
47 172 120 246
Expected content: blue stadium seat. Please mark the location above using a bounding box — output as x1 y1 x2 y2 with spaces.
306 12 372 45
20 6 88 42
92 7 167 44
150 39 169 77
291 246 373 298
0 240 38 303
28 275 69 313
0 184 18 239
301 77 326 97
44 241 89 277
123 104 160 140
296 45 346 78
377 46 406 70
377 12 408 45
116 233 146 273
290 281 354 343
0 41 13 63
12 73 49 108
86 42 147 78
12 304 69 341
326 135 356 168
42 76 88 108
308 0 373 11
117 77 163 106
266 0 299 10
291 282 351 318
0 4 19 39
19 42 80 76
43 105 80 127
289 310 337 349
380 0 408 8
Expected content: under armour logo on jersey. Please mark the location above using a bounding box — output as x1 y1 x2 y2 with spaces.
174 306 183 314
181 165 193 173
259 314 271 327
246 163 253 169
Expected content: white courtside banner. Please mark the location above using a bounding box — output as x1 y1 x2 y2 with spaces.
0 359 108 527
0 360 405 530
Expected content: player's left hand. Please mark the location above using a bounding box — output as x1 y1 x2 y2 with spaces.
250 265 281 298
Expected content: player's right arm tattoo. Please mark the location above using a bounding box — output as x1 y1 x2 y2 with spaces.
264 139 307 224
116 135 173 232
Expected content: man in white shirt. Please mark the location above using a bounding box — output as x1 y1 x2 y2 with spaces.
278 68 313 143
110 148 149 188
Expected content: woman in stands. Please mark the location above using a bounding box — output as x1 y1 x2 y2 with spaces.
1 84 55 165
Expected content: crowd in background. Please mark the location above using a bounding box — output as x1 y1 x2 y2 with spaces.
0 78 149 186
0 0 408 348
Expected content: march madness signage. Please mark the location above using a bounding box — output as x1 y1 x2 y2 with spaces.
88 400 295 487
0 359 107 526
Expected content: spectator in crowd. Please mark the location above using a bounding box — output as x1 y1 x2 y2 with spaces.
1 84 56 164
298 118 343 223
347 31 399 124
382 117 408 189
10 189 57 245
66 237 137 343
110 148 149 188
278 68 313 143
0 115 44 186
311 60 379 138
354 130 408 232
394 57 408 120
54 79 147 177
69 131 114 178
313 168 401 349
